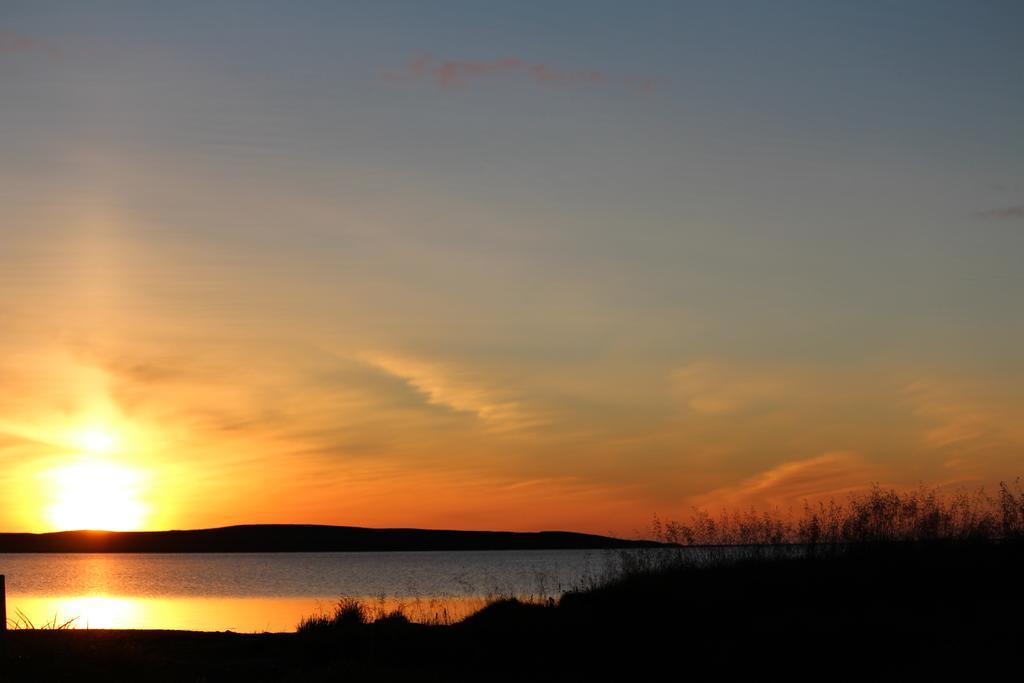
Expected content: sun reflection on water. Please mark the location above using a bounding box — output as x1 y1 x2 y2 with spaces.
6 594 495 632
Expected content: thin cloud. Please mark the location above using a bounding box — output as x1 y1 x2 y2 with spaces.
386 53 656 93
976 204 1024 220
672 361 787 417
361 351 545 433
692 452 887 510
905 378 1024 454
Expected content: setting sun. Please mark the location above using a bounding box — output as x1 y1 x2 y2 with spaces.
77 428 118 454
44 459 149 531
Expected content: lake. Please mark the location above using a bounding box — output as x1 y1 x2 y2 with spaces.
0 550 615 631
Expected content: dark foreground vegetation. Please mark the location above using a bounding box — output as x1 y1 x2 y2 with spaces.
4 482 1023 681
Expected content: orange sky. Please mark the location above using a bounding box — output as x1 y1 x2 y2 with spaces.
2 3 1023 535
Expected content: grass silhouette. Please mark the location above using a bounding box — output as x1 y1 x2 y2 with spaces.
6 608 78 631
285 480 1024 680
296 597 412 632
649 479 1024 547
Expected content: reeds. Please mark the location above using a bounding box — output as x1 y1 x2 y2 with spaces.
297 598 379 632
589 479 1024 585
6 607 78 630
654 479 1024 546
296 480 1024 633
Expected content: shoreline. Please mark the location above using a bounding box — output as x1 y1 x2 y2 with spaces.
3 541 1021 681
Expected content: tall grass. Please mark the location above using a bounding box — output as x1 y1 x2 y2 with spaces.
7 608 78 630
596 479 1024 582
296 564 588 632
296 597 412 632
296 480 1024 632
652 479 1024 546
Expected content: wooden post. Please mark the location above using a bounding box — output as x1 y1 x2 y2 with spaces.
1 574 6 632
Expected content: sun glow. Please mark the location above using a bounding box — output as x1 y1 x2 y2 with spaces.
45 459 149 531
76 428 117 454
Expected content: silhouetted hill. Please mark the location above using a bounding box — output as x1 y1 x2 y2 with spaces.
0 524 659 553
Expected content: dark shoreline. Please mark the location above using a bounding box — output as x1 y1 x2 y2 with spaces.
3 540 1021 681
0 524 661 553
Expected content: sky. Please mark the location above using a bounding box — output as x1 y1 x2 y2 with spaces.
1 1 1023 535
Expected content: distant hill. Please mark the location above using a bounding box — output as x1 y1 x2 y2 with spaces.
0 524 660 553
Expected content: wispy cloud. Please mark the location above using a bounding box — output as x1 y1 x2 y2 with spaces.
672 361 787 417
905 378 1024 455
976 204 1024 220
692 452 887 510
361 351 544 433
386 53 657 93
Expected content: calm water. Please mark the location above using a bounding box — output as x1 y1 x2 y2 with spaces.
0 550 611 631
